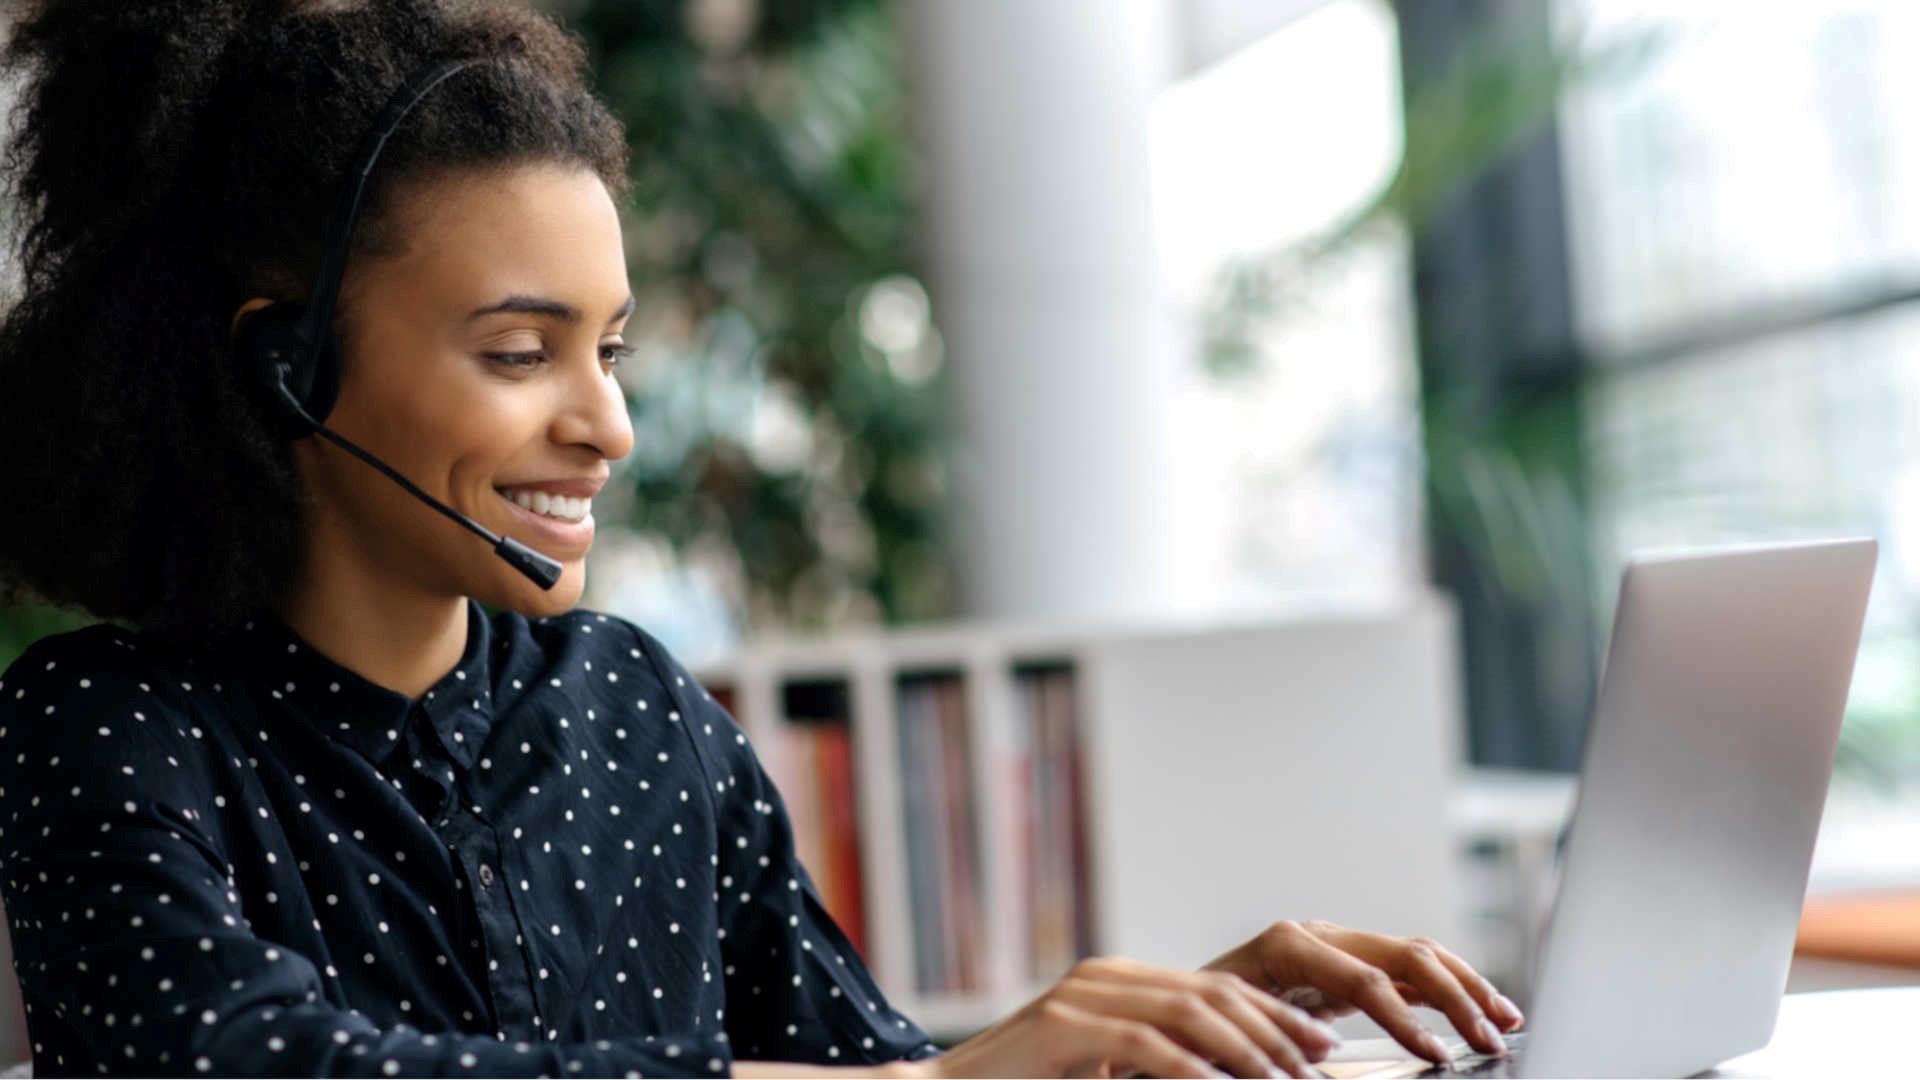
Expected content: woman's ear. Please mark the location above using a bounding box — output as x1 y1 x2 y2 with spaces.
229 297 281 343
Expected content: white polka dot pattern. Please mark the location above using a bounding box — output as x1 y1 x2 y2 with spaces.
0 600 940 1074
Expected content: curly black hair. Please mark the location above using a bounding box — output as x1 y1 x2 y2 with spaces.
0 0 631 648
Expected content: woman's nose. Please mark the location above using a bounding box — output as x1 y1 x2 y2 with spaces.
552 354 634 462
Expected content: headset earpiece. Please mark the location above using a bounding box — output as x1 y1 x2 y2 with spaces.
236 300 342 439
237 57 480 442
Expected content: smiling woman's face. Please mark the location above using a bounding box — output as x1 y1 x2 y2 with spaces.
275 161 636 618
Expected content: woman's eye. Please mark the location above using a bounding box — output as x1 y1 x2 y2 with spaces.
486 351 547 370
484 346 631 372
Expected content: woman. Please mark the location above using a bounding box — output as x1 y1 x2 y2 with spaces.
0 1 1523 1076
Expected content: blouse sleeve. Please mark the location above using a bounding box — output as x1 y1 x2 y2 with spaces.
631 626 943 1067
0 631 730 1078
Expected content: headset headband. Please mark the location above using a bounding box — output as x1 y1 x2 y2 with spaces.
293 57 483 367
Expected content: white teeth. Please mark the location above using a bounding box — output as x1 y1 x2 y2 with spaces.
502 489 590 523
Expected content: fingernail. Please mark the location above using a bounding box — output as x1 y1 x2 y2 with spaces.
1422 1033 1450 1062
1477 1018 1504 1050
1315 1021 1343 1045
1497 994 1523 1024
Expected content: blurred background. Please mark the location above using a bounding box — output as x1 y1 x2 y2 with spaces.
569 0 1920 803
7 0 1920 1040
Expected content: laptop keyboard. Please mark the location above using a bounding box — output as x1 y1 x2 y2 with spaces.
1405 1031 1528 1078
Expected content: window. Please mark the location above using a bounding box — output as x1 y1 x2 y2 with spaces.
1149 0 1426 612
1561 0 1920 796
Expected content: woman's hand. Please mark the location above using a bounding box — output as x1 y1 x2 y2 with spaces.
920 955 1344 1078
1200 920 1526 1065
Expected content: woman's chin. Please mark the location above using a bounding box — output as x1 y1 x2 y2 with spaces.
483 561 586 617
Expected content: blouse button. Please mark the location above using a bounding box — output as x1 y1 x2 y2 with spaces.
478 863 495 889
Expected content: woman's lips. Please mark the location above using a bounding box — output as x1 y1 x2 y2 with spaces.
495 488 594 551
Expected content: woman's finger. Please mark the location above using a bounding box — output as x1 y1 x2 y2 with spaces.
1327 930 1518 1049
1160 967 1344 1063
1054 972 1296 1078
1194 971 1332 1075
1278 985 1361 1021
1221 974 1342 1071
1121 960 1344 1060
1040 998 1230 1080
1292 924 1519 1053
1076 958 1340 1069
1428 944 1526 1032
1263 923 1452 1063
1388 941 1506 1056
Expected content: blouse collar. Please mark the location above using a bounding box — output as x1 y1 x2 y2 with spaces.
243 598 496 771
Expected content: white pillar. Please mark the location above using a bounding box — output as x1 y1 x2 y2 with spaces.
901 0 1190 622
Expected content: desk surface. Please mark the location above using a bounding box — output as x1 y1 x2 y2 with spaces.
1325 986 1917 1078
1710 985 1918 1077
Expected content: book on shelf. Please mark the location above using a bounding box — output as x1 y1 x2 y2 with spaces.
896 672 986 995
898 680 940 992
938 674 982 993
1011 664 1093 983
758 679 870 962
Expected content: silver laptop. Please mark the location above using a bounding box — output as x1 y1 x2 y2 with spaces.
1383 538 1878 1079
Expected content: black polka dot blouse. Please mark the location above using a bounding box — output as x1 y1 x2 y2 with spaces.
0 599 940 1076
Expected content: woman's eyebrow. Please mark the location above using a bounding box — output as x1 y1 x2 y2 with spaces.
467 293 636 324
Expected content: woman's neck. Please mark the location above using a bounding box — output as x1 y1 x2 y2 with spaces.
273 555 470 703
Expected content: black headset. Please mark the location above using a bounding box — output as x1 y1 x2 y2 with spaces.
233 57 564 590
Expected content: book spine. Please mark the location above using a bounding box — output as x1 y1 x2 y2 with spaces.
897 683 936 994
818 723 869 961
938 677 980 993
1058 670 1095 961
992 671 1035 991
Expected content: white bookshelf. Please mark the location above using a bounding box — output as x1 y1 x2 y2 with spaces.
693 591 1476 1044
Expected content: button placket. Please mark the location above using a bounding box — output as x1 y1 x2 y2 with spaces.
440 795 539 1039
